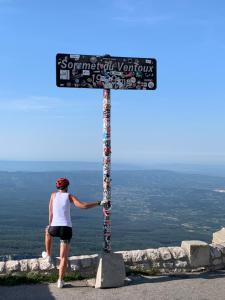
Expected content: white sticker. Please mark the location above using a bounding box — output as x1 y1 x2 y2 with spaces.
60 70 70 80
117 81 124 88
83 70 90 76
148 81 154 88
111 71 122 76
146 59 152 64
131 77 136 83
70 54 80 60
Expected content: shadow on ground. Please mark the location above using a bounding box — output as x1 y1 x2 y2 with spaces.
0 283 55 300
126 270 225 286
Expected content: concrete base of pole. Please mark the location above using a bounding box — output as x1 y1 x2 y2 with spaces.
95 252 126 288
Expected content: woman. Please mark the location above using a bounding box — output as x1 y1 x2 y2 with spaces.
42 177 106 288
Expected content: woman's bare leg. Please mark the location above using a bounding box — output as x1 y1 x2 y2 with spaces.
59 241 70 280
45 227 52 256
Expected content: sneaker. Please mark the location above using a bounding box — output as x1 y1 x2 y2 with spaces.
57 279 65 288
41 251 51 263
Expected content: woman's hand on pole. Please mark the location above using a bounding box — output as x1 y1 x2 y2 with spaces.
98 199 109 206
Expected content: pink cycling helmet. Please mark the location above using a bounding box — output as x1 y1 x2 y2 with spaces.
56 178 70 189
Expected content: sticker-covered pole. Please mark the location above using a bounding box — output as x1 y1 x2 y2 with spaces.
103 88 112 253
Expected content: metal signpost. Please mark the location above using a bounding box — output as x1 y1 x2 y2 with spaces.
56 53 157 286
102 88 112 252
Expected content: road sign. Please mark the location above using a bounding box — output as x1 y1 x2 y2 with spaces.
56 54 157 90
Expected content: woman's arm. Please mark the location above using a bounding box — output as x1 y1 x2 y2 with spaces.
69 194 99 209
48 192 55 225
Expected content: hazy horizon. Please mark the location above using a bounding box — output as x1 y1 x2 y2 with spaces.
1 160 225 177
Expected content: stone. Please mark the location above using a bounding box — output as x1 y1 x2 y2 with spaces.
28 259 39 271
131 250 148 263
90 254 99 264
95 252 126 288
181 240 210 268
116 251 133 264
162 262 174 269
38 258 55 271
168 247 187 260
152 261 161 268
146 249 160 261
127 264 138 272
213 243 225 255
159 247 172 261
209 244 222 259
19 259 28 272
68 257 81 271
137 262 150 271
0 262 5 273
6 260 20 272
174 260 188 268
213 228 225 244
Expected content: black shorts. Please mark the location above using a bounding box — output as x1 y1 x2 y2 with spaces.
48 226 72 243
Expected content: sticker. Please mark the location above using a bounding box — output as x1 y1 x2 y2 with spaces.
104 148 111 156
70 54 80 60
103 159 110 166
81 81 86 87
131 77 136 83
116 80 124 88
60 70 70 80
75 63 82 69
148 81 155 88
104 141 110 148
136 72 142 78
146 59 152 64
143 82 147 87
90 56 97 63
103 208 111 217
96 81 103 87
104 82 113 89
110 71 122 76
123 72 133 78
83 70 90 76
103 89 110 97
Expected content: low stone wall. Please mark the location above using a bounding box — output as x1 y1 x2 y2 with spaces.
1 229 225 278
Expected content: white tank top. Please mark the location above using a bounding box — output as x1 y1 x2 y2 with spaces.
51 192 72 227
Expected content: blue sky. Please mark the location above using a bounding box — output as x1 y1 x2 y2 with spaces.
0 0 225 164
